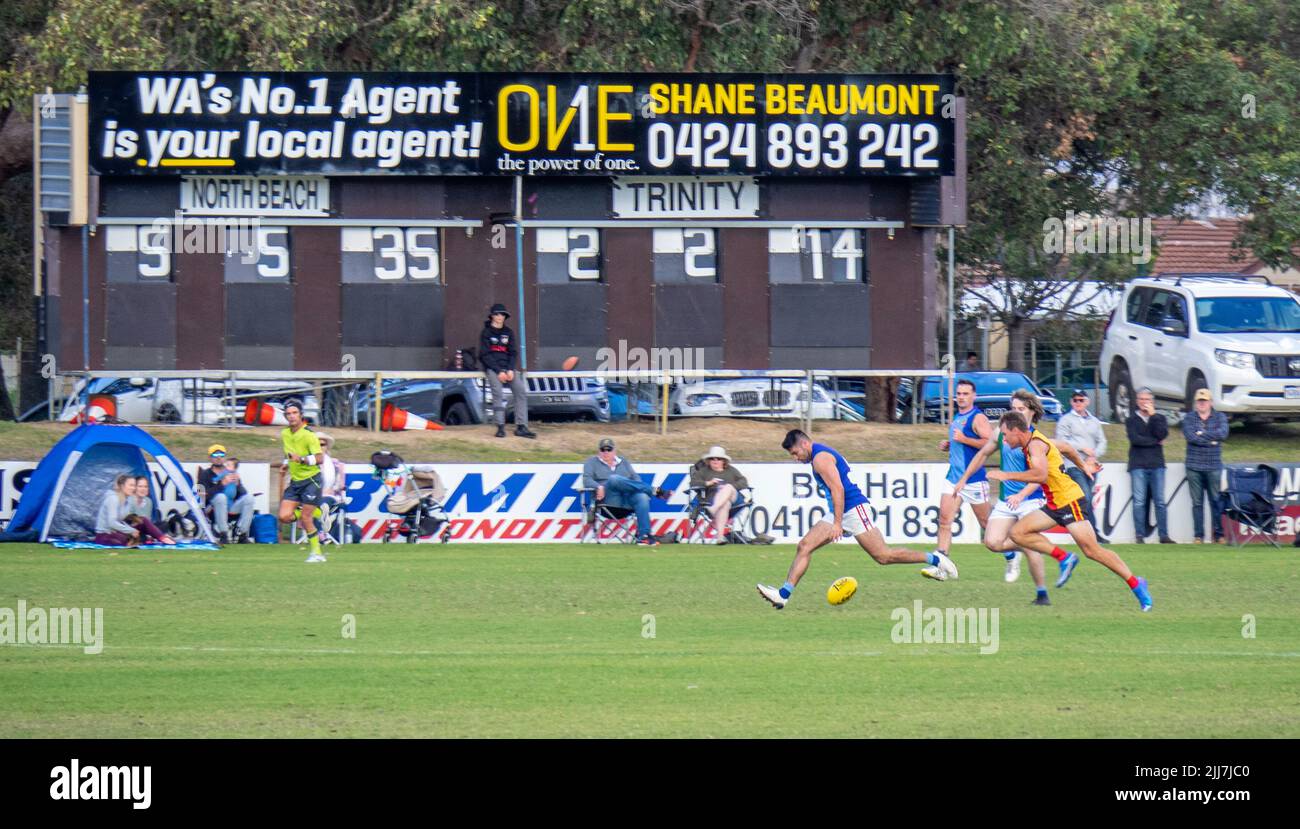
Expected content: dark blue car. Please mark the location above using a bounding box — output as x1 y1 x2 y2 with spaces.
896 371 1063 423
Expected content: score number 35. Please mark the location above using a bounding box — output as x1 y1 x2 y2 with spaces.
372 228 440 280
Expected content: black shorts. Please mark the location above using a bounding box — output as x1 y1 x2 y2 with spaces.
1040 499 1086 528
283 474 322 507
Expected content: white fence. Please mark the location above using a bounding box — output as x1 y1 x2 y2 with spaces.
6 459 1296 545
53 367 955 431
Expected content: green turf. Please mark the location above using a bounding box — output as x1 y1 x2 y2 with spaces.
0 542 1296 738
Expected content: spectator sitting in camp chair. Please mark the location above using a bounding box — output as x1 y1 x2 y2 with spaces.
688 446 751 544
196 444 256 544
582 437 674 546
316 433 350 540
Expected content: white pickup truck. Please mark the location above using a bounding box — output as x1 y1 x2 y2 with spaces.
1099 275 1300 421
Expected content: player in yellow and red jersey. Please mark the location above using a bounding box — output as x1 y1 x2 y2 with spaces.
989 411 1152 612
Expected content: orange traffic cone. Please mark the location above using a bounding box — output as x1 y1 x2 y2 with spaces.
74 395 117 424
381 402 444 431
243 399 289 426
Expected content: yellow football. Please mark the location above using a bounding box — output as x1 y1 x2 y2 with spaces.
827 576 858 606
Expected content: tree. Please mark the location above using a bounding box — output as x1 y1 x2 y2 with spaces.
0 0 1295 394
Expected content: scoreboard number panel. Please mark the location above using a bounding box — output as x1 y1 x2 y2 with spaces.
537 228 602 283
223 226 291 282
341 227 443 283
767 228 865 283
106 225 172 282
652 228 718 283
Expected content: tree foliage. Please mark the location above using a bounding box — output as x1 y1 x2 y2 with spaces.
0 0 1295 366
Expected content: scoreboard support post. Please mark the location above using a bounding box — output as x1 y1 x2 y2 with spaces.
514 175 528 372
946 225 956 428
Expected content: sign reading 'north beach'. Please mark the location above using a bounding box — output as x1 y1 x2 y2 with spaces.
179 176 329 216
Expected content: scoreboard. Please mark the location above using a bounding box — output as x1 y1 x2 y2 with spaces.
38 72 964 373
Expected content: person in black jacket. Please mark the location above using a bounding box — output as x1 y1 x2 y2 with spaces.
480 303 536 438
1126 389 1173 543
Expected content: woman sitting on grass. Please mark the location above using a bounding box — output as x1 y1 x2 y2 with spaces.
93 475 175 546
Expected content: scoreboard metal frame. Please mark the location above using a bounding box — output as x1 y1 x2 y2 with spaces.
36 72 965 374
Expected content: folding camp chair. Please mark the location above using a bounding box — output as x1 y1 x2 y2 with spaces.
579 488 639 544
684 485 756 544
1221 465 1286 548
290 494 350 545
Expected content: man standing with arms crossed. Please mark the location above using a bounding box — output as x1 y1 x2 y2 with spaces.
278 400 327 563
1182 388 1228 544
1127 388 1173 544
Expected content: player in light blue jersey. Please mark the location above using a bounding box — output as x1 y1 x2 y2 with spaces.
756 430 957 609
924 378 995 580
950 390 1089 604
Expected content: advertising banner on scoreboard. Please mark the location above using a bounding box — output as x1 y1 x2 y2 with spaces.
7 460 1296 545
89 71 955 178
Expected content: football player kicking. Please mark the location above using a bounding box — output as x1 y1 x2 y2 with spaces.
756 430 957 609
949 390 1088 605
989 412 1152 612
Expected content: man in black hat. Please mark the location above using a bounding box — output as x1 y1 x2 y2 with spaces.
480 303 535 438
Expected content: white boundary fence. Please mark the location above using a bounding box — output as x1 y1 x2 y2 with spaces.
5 459 1297 545
53 367 955 433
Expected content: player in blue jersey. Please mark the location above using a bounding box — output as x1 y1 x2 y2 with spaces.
924 378 993 581
949 390 1087 604
756 430 957 609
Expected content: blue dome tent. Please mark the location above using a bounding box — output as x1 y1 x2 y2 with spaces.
7 423 216 544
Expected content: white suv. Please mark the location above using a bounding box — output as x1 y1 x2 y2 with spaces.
1099 275 1300 422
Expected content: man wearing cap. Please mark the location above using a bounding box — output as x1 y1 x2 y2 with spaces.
689 446 749 544
1054 388 1109 542
582 438 674 546
481 302 536 439
197 445 255 544
1182 389 1228 544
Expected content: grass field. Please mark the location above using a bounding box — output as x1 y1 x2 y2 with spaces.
1 542 1296 738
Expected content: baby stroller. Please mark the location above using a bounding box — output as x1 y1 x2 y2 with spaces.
371 451 452 544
